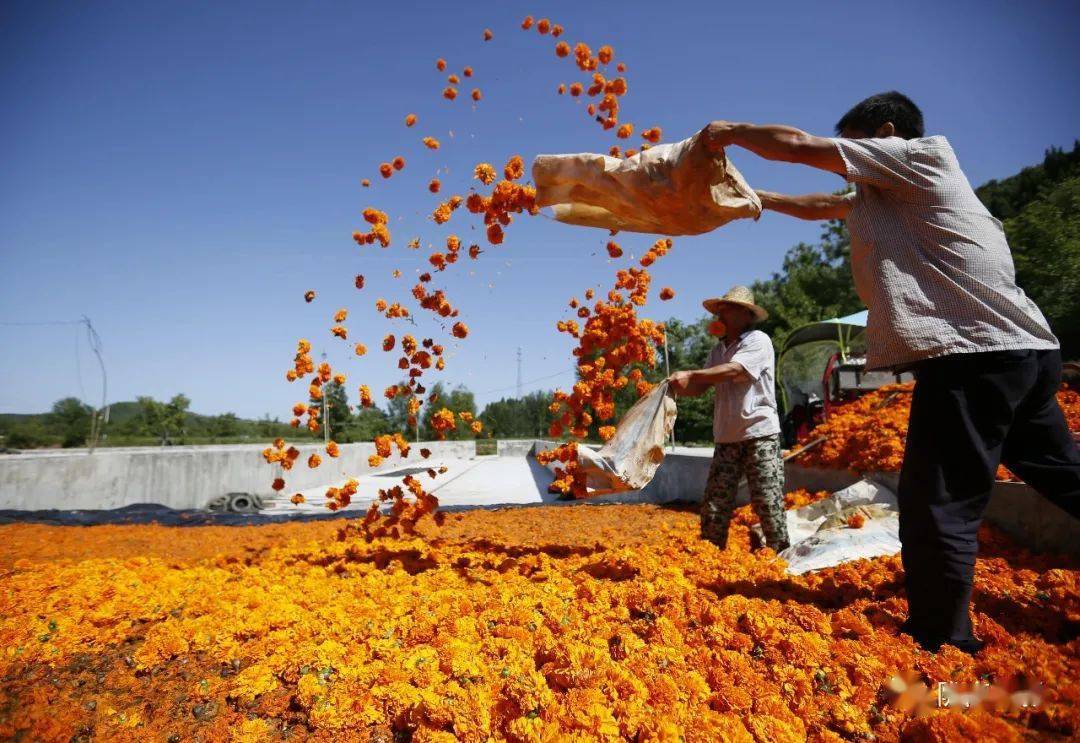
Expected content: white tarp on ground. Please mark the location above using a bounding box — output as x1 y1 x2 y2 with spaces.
780 478 901 575
532 133 761 235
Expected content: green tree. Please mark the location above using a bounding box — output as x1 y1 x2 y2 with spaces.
210 412 240 439
752 218 864 354
385 382 415 434
1001 176 1080 357
136 394 190 445
314 382 352 442
422 383 477 440
480 391 554 439
350 407 392 440
47 397 94 448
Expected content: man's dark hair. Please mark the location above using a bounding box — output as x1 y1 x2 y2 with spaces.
835 91 924 139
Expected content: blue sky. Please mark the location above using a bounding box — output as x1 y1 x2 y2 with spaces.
2 0 1078 419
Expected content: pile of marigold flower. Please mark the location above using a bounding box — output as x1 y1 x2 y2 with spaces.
796 383 1080 481
2 500 1077 742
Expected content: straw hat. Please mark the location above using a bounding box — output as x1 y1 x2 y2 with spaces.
702 285 768 322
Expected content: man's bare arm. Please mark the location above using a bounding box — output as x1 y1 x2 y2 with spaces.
757 190 851 221
702 121 846 175
668 363 750 395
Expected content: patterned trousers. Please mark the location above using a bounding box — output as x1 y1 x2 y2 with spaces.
701 434 790 551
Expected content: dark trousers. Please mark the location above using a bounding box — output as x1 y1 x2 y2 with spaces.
899 348 1080 649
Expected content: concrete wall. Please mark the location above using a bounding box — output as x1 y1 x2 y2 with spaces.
0 440 477 511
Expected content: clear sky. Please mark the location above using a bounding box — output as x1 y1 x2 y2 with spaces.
2 0 1078 419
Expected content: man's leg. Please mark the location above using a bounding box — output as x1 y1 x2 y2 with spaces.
701 442 743 548
898 350 1037 653
1001 350 1080 517
743 434 791 551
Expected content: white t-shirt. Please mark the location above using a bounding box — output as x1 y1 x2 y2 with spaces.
708 329 780 443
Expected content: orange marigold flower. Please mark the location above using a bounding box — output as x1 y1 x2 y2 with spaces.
422 136 440 149
606 240 623 258
361 178 370 187
483 28 493 40
289 493 305 505
569 82 582 96
333 373 346 385
304 290 316 303
330 325 347 339
452 321 469 338
443 87 458 100
354 274 365 289
537 18 551 34
486 223 504 245
573 42 596 71
392 156 405 170
447 74 460 84
359 384 373 407
557 83 566 95
616 123 634 139
436 58 446 71
326 440 340 458
368 454 383 468
659 287 675 301
503 155 525 180
379 163 393 178
420 447 431 458
616 61 627 72
271 477 285 491
308 453 321 469
473 162 496 185
428 178 441 193
471 88 481 101
375 298 388 312
463 66 473 77
641 126 662 143
555 41 570 57
848 512 867 529
521 15 533 29
405 113 417 127
552 23 563 37
334 308 347 322
382 334 395 352
468 244 482 259
598 425 617 441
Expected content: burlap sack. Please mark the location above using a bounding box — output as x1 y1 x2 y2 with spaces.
576 381 678 493
532 132 761 236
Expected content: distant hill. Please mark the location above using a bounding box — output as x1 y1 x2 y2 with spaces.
976 140 1080 220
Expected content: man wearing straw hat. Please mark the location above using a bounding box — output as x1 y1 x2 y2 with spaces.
668 286 791 552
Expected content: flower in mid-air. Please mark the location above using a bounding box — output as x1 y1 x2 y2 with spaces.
304 290 316 303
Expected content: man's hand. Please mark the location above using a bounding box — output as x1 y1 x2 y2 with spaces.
701 120 741 153
667 370 696 394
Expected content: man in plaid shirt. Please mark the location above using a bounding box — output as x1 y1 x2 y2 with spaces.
700 92 1079 654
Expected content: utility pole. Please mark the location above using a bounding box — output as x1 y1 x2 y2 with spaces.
516 346 523 399
663 329 675 451
321 350 330 444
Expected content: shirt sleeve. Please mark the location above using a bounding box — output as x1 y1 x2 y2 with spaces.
829 136 918 192
730 333 773 381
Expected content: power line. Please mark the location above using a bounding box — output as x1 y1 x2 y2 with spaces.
479 367 574 396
